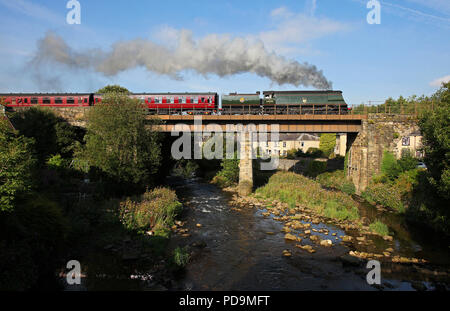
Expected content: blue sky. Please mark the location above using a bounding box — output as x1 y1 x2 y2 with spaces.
0 0 449 106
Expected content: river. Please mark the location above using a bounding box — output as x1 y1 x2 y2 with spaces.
166 176 450 291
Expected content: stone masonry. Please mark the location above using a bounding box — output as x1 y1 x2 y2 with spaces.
347 114 420 194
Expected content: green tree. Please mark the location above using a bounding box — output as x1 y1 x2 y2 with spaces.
0 119 36 212
319 133 336 158
11 107 82 162
82 93 161 186
418 82 450 199
97 85 130 94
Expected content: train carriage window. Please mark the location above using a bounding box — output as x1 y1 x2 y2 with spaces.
24 98 28 104
31 98 38 105
67 97 75 104
55 98 63 104
43 97 51 104
182 97 186 104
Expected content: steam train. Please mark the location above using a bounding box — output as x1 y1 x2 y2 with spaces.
0 90 350 115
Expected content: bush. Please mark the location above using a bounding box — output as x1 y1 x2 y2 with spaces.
119 188 182 233
213 154 239 187
306 147 324 158
173 246 190 268
306 160 327 178
381 150 401 180
369 220 389 236
316 170 356 195
286 148 297 159
362 183 405 213
319 133 336 158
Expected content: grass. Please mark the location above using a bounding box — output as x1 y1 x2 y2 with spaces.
173 246 190 268
119 187 183 233
255 171 360 221
369 220 390 236
316 170 356 195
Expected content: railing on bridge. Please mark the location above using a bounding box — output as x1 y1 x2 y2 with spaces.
147 100 436 117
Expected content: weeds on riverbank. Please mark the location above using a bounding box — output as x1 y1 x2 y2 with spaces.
316 170 356 195
255 172 360 221
369 220 390 236
119 188 182 235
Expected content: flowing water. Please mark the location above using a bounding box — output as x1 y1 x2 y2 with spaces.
167 177 450 291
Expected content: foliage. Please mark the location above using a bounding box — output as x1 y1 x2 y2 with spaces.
0 194 69 290
319 133 336 158
286 148 297 159
305 160 327 178
369 220 389 236
0 119 36 212
362 182 406 213
213 151 240 187
119 188 182 233
173 246 190 267
82 93 162 187
418 82 450 200
172 159 199 178
316 170 356 195
11 107 82 163
306 147 324 158
97 85 130 94
323 200 359 221
255 171 359 221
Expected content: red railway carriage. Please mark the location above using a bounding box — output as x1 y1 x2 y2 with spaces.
134 92 218 114
0 93 98 107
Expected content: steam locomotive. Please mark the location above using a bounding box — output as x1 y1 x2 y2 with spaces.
0 90 350 115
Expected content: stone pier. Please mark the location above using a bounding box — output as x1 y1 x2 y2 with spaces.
238 133 253 196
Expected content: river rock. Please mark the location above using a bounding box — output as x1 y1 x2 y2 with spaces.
196 224 202 228
320 240 333 247
296 244 316 254
342 236 352 242
282 250 292 257
285 233 301 242
356 236 365 242
386 248 394 253
310 235 320 242
304 230 311 235
383 235 393 241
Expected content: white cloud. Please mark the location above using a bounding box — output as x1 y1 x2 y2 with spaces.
0 0 63 25
259 7 350 55
430 75 450 87
405 0 450 16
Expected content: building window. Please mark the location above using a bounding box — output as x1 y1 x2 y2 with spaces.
283 142 287 148
301 142 305 147
402 137 410 146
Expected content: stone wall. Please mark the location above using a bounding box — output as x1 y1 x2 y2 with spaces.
347 114 420 194
12 107 90 127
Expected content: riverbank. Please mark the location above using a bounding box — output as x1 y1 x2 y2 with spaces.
60 187 186 290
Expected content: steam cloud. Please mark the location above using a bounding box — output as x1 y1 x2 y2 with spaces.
31 31 332 89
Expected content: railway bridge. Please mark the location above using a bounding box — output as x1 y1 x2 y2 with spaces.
6 106 420 195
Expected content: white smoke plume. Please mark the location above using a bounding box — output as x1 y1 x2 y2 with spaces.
31 30 332 89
